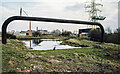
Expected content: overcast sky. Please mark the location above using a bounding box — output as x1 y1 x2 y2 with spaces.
0 0 119 32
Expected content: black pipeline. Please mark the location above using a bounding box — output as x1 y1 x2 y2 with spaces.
2 16 104 44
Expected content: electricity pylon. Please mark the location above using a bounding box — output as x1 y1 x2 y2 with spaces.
85 0 105 28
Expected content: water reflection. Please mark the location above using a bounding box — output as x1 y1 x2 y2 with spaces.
30 40 32 49
33 39 42 45
22 39 81 50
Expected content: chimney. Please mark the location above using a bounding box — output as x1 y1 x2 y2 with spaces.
29 21 31 32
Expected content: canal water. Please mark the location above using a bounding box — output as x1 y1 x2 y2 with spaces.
22 39 81 50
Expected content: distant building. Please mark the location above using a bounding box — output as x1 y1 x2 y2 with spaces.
37 30 48 34
22 30 35 33
78 28 100 37
35 27 48 34
51 29 61 34
78 28 92 37
20 29 48 36
20 30 35 36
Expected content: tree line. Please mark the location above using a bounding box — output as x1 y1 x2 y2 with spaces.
88 28 120 44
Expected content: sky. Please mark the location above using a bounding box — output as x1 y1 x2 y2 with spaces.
0 0 119 33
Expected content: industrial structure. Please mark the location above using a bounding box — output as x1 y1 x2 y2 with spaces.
85 0 106 28
20 8 32 36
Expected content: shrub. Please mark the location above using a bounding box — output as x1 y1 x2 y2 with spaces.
88 28 101 42
62 31 72 36
104 33 120 44
32 32 42 37
7 33 16 39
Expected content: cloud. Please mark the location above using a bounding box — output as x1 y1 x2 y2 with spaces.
0 2 88 32
0 1 119 32
1 0 119 2
0 5 18 30
65 3 84 11
101 2 118 31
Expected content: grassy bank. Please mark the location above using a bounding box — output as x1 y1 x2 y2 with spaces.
61 37 120 60
2 37 120 73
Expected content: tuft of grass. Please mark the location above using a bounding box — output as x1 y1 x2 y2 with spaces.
61 38 96 47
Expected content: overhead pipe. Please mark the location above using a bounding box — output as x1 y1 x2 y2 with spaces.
2 16 104 44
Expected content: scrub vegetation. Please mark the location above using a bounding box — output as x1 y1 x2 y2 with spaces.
16 35 67 40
